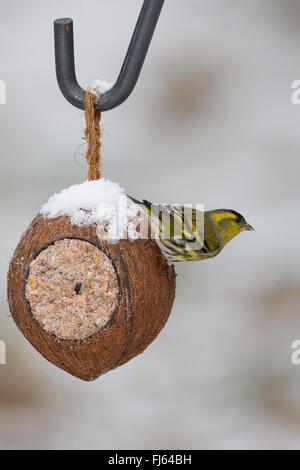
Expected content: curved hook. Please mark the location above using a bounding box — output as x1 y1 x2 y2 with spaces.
54 0 165 112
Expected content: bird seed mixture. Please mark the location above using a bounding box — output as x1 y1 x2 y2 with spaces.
25 239 119 340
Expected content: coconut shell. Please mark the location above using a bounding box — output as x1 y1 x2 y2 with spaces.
7 215 176 381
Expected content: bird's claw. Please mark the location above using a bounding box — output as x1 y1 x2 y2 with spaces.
159 264 175 282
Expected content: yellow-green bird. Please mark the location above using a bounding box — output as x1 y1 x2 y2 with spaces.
130 197 254 263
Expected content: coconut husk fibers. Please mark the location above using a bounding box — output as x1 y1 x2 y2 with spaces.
7 215 176 381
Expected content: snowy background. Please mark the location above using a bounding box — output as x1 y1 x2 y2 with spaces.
1 0 300 450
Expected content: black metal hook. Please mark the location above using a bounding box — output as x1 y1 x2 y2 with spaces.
54 0 165 112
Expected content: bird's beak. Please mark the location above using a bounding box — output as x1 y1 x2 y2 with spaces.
244 223 254 231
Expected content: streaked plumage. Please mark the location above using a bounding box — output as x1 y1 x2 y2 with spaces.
130 197 254 263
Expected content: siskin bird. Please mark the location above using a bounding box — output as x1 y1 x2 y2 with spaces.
130 197 254 263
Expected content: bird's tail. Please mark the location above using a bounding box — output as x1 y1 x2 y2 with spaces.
127 195 143 205
127 196 153 217
128 196 153 209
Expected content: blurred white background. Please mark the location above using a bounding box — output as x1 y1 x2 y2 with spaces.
1 0 300 450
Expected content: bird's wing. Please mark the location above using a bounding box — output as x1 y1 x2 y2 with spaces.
140 201 204 247
177 207 205 245
149 203 197 242
179 207 223 255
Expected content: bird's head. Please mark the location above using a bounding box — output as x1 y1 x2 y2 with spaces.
208 209 254 246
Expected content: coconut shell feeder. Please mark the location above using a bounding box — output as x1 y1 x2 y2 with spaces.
7 0 176 382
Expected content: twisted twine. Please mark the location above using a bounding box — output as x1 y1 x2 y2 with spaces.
84 91 101 180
